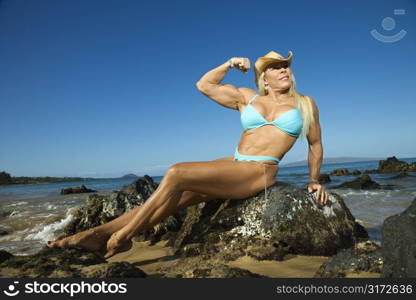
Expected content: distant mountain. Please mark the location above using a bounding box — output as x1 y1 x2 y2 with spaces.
121 173 139 178
280 157 386 168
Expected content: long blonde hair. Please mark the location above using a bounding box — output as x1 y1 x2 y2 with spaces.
257 70 314 140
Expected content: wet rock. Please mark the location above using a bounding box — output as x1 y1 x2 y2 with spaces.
0 250 13 264
337 174 381 189
156 255 266 278
318 173 331 183
381 198 416 278
81 262 147 278
60 184 97 195
0 246 146 278
330 168 351 176
61 175 184 245
389 171 414 179
314 240 383 278
365 156 416 174
170 182 368 262
62 175 157 235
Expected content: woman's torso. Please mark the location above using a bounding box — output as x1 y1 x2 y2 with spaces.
236 93 301 165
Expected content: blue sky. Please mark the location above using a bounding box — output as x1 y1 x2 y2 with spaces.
0 0 415 177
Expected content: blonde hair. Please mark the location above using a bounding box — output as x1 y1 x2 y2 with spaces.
257 70 314 140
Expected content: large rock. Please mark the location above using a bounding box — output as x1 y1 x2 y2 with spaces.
365 156 416 174
381 198 416 278
61 175 184 244
60 184 97 195
337 174 381 189
169 182 368 262
63 175 157 235
314 240 383 278
0 247 146 278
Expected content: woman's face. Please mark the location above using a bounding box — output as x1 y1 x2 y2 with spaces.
264 61 292 92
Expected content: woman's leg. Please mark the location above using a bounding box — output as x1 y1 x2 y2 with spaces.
104 159 278 258
46 156 235 252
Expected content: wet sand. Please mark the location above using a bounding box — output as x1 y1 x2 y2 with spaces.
107 240 380 278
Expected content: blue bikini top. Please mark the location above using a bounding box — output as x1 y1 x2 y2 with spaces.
240 94 303 137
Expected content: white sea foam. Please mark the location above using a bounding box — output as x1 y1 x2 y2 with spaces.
24 208 76 242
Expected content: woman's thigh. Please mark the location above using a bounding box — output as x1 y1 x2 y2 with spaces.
166 159 278 200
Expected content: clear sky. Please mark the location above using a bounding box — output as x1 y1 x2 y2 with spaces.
0 0 415 177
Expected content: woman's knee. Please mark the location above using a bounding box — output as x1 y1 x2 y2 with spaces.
164 163 187 186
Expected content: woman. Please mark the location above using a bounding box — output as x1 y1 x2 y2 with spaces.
47 50 329 259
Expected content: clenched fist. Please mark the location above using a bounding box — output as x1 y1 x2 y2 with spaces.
229 57 251 73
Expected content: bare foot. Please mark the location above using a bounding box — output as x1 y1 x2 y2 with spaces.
46 228 110 257
103 230 133 259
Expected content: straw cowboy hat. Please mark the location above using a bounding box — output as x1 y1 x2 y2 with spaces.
254 50 293 87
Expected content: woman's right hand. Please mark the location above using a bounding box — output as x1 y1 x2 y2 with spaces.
229 57 251 73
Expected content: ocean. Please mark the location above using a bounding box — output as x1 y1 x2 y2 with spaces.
1 157 415 256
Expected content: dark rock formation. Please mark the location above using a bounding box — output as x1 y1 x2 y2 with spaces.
381 198 416 278
60 184 97 195
337 174 381 189
389 171 415 179
0 250 13 264
63 175 157 235
0 247 146 278
314 240 383 278
318 173 331 183
330 168 351 176
365 156 416 174
61 175 184 244
169 182 368 262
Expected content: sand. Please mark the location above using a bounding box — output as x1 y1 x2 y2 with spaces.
106 240 380 278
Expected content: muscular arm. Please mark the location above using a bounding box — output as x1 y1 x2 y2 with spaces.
196 59 254 110
306 97 323 181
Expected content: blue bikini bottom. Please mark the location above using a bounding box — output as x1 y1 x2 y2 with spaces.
233 146 280 164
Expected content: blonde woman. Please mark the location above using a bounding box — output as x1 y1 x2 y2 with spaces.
47 51 329 259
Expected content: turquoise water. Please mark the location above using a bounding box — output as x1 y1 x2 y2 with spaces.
0 157 415 255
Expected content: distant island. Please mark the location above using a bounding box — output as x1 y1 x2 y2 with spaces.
121 173 139 178
280 157 386 168
0 171 97 185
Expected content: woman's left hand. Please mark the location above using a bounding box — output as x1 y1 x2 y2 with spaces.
307 182 329 205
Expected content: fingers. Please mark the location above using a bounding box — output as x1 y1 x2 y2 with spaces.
231 57 250 73
309 183 329 205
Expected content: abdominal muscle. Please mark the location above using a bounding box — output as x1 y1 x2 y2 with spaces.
237 125 298 165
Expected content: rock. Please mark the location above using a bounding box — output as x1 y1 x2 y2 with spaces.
60 184 97 195
381 198 416 278
170 182 368 262
0 250 13 264
364 156 416 174
0 246 146 278
337 174 381 189
330 168 351 176
156 255 266 278
0 246 147 278
389 171 413 179
318 173 331 183
81 262 147 278
61 175 185 245
62 175 157 235
314 240 383 278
